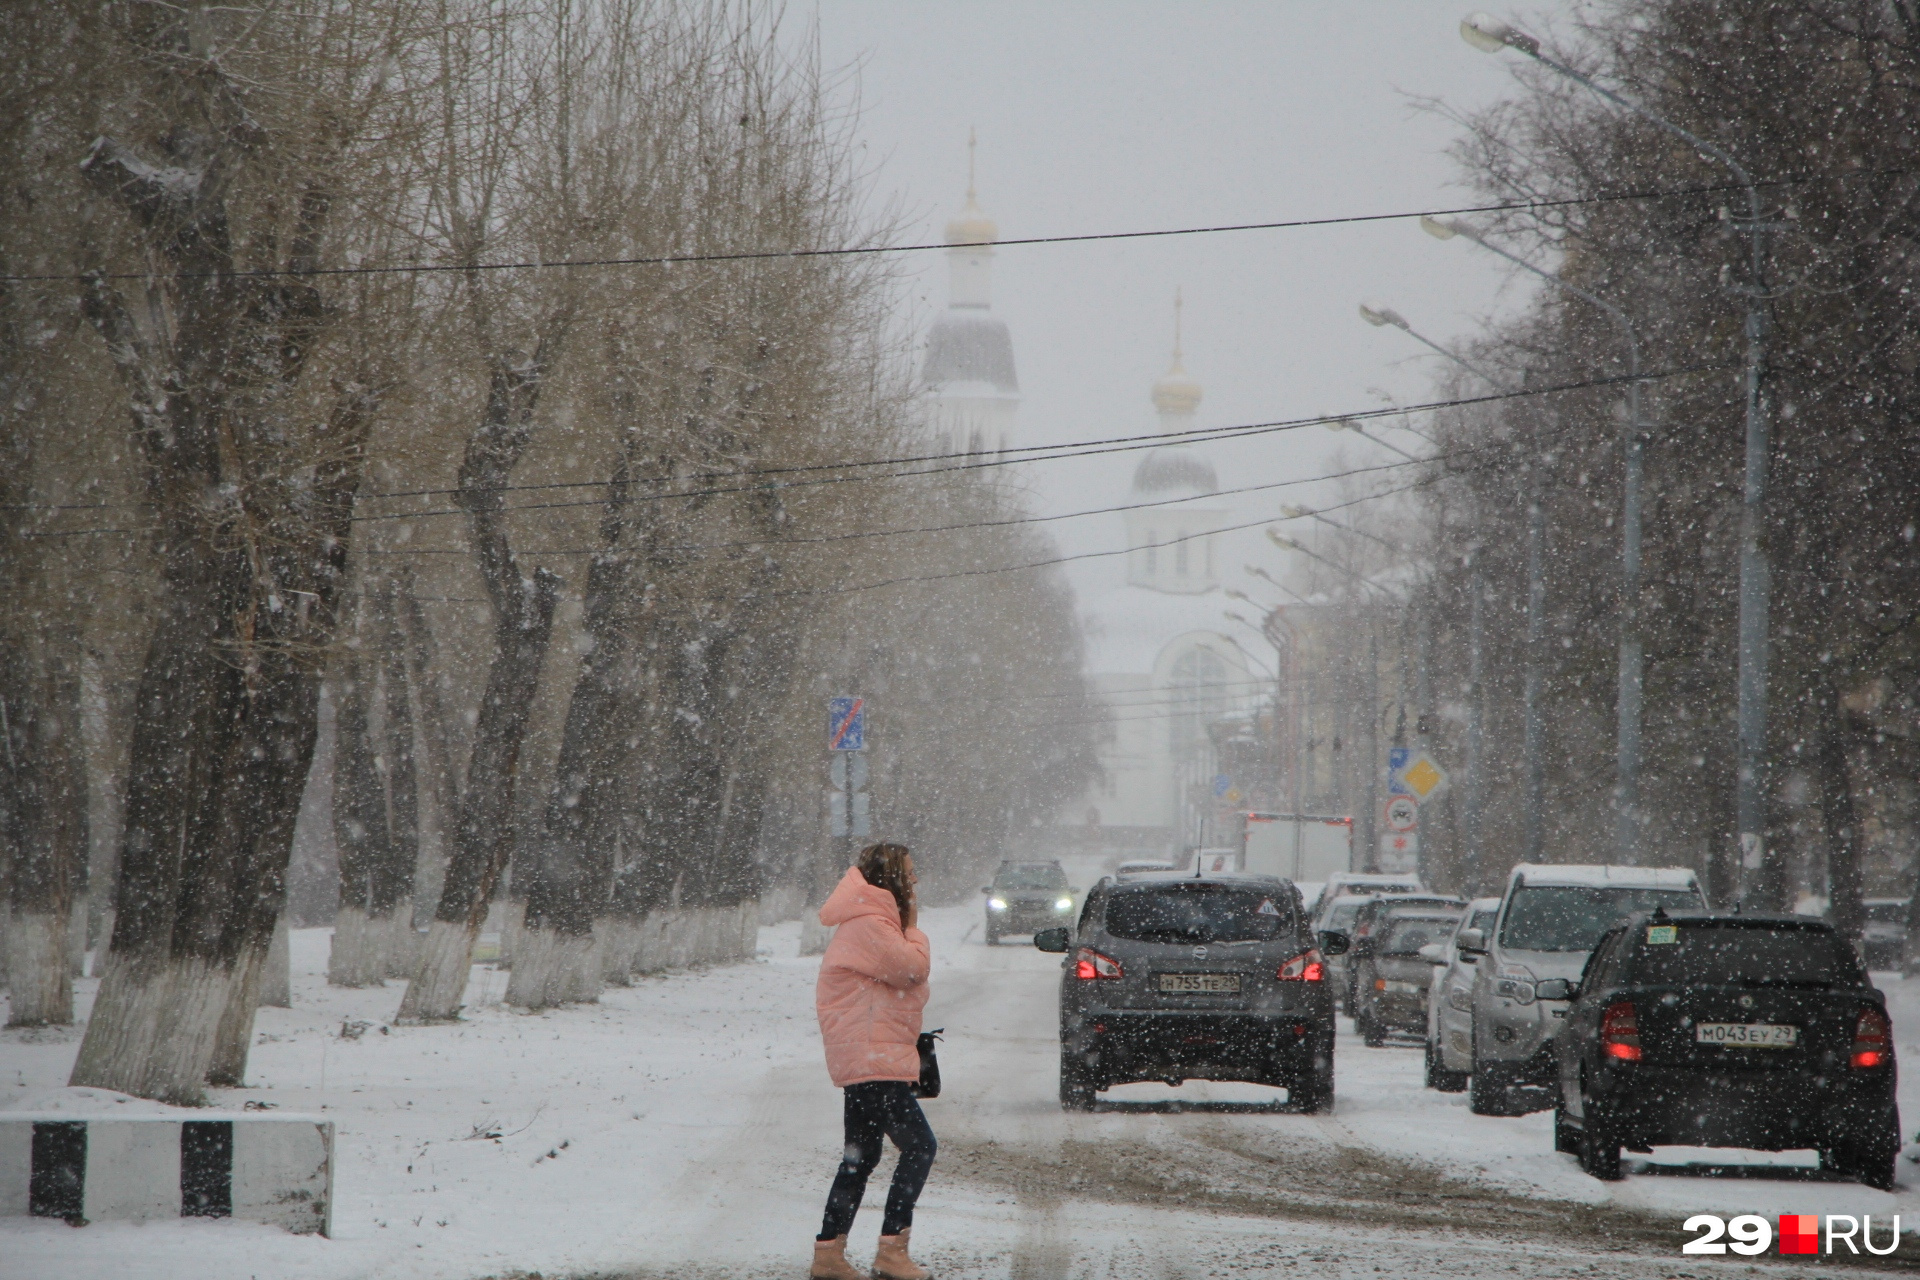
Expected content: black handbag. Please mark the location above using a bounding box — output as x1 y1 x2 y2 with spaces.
914 1028 944 1099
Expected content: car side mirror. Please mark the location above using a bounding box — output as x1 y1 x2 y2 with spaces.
1417 943 1448 965
1033 927 1071 954
1534 978 1576 1001
1317 930 1351 957
1455 927 1486 955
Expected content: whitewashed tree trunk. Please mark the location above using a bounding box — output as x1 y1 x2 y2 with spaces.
74 953 233 1105
395 918 477 1023
328 907 383 987
5 914 73 1027
505 926 599 1008
260 915 291 1008
206 943 266 1087
596 916 636 986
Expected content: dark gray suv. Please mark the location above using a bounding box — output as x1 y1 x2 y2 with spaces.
1036 873 1349 1112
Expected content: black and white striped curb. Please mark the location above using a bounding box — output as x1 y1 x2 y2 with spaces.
0 1114 333 1235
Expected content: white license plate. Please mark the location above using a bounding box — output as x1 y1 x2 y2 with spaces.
1695 1022 1798 1048
1381 980 1424 995
1159 973 1241 994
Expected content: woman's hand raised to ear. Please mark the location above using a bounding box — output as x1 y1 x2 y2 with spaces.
904 890 919 933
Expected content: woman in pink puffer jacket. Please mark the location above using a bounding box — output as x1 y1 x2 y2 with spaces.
810 844 935 1280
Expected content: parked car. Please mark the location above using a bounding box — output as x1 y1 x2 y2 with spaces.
1552 911 1902 1188
1862 898 1910 971
1423 896 1502 1091
1349 903 1466 1046
1466 864 1706 1116
1035 873 1349 1112
1309 872 1426 921
1339 893 1466 1012
982 860 1074 944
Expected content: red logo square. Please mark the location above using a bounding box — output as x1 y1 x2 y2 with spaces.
1779 1214 1819 1255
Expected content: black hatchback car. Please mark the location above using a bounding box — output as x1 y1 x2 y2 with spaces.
1551 911 1901 1187
1035 873 1349 1112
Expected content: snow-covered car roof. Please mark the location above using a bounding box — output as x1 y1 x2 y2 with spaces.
1507 863 1698 889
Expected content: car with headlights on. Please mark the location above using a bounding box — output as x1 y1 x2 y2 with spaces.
1465 864 1705 1116
1551 911 1901 1187
1423 896 1501 1091
1348 903 1466 1046
981 860 1075 944
1034 873 1349 1112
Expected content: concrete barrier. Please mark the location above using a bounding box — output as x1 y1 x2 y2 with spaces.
0 1112 334 1235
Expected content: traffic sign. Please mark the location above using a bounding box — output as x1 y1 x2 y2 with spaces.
1212 774 1231 798
1383 795 1419 833
1389 748 1449 799
827 696 866 751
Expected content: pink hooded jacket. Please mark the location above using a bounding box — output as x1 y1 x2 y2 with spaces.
815 865 931 1087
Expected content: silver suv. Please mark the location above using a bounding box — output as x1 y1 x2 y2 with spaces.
1424 896 1500 1091
1464 864 1704 1116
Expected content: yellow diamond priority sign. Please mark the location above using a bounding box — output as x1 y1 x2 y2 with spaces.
1403 754 1447 799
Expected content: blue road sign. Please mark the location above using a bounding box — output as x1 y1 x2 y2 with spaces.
827 697 866 751
1212 774 1231 798
1387 746 1413 796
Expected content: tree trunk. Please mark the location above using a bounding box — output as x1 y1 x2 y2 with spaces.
375 586 422 978
394 576 458 928
329 644 388 988
1815 677 1865 943
397 571 560 1022
2 635 87 1026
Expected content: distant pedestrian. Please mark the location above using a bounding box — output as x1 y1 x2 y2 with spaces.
810 842 936 1280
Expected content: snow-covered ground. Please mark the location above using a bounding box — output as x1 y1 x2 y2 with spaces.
2 905 1916 1278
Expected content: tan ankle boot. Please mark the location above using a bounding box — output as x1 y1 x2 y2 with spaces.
811 1235 864 1280
872 1228 931 1280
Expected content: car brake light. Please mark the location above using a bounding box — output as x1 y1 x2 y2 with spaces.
1852 1007 1891 1068
1074 947 1123 980
1600 1000 1641 1062
1278 949 1325 982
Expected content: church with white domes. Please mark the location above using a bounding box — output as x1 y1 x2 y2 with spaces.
918 159 1257 865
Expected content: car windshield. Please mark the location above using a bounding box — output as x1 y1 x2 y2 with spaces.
1864 902 1907 924
1380 915 1456 956
1630 923 1865 988
1104 884 1294 944
1499 886 1702 952
1323 900 1365 931
997 865 1066 890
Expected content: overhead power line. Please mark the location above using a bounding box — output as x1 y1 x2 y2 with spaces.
3 171 1879 286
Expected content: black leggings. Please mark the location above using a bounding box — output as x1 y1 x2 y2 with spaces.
818 1080 937 1239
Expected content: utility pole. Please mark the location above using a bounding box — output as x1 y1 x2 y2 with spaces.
1464 556 1487 895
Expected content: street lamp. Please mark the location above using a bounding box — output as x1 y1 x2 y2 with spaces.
1281 502 1399 553
1460 9 1776 898
1321 413 1423 464
1359 301 1548 862
1422 212 1649 865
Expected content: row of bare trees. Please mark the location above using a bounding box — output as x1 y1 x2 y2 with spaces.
0 0 1097 1102
1293 1 1919 951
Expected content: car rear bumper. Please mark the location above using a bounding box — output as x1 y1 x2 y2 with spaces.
1063 1011 1331 1086
1361 989 1430 1031
1593 1064 1899 1151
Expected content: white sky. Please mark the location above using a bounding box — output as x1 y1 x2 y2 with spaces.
809 2 1570 658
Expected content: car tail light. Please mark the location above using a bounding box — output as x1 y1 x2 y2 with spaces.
1374 978 1387 991
1074 947 1123 980
1278 949 1325 982
1852 1007 1891 1069
1600 1000 1641 1062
